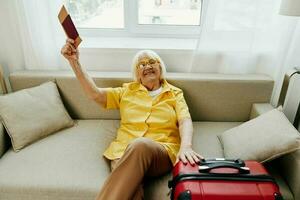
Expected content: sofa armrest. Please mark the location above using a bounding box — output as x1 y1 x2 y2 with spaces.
249 103 274 120
0 123 9 158
277 150 300 200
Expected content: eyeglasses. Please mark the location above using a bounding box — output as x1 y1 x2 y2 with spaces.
137 58 160 69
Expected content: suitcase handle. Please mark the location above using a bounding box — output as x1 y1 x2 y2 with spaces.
200 158 245 167
199 162 250 174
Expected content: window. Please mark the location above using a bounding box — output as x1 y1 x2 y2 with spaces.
65 0 203 38
65 0 124 28
213 0 257 31
138 0 202 26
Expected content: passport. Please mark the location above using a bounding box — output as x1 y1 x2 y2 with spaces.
58 5 82 48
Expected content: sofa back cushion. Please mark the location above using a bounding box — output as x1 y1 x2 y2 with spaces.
9 71 273 121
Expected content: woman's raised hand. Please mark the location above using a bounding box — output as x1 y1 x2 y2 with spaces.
61 38 79 62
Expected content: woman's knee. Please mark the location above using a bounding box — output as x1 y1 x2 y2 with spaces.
127 137 158 155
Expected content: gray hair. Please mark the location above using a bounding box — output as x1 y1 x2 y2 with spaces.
131 50 167 82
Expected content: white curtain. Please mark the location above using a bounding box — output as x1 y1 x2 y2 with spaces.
272 19 300 105
189 0 300 105
190 0 290 74
14 0 65 69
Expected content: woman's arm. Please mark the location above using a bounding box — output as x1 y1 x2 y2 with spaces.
61 39 107 107
68 60 107 107
177 118 204 165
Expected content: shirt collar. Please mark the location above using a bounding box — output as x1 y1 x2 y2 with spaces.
130 79 171 93
161 79 171 93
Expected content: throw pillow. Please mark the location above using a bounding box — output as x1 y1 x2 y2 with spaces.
218 108 300 163
0 81 74 151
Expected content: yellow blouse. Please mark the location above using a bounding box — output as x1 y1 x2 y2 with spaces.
103 80 191 164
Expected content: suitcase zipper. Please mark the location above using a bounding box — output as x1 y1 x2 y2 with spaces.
168 173 276 189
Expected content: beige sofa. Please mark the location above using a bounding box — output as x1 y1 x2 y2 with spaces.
0 70 299 200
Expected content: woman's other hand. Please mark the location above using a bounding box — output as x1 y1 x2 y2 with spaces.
176 146 204 166
61 38 79 62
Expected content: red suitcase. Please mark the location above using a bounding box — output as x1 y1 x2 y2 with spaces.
168 159 283 200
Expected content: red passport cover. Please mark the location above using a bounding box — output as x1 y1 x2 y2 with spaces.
58 5 82 48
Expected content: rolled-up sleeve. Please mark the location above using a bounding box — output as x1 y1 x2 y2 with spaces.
105 87 125 109
174 90 191 121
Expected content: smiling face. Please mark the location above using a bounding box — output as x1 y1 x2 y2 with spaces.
136 57 162 85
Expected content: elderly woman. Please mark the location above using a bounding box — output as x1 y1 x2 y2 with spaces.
61 39 203 200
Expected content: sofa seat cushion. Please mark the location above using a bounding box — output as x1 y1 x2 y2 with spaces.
0 120 294 200
191 122 242 158
0 120 119 200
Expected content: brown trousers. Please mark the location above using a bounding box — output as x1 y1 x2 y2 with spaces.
95 137 173 200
